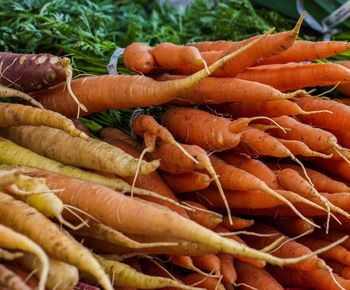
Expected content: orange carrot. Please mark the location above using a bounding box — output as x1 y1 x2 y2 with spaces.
329 129 350 150
162 107 241 151
334 61 350 96
213 99 327 118
299 237 350 266
160 171 211 194
313 230 350 251
221 216 255 231
236 62 350 91
100 128 139 149
235 260 283 290
325 259 350 279
123 42 155 74
272 217 315 236
158 74 307 104
218 252 237 284
174 15 304 76
220 152 279 190
34 34 270 117
192 254 221 275
182 200 222 229
269 267 350 290
243 224 325 271
314 159 350 182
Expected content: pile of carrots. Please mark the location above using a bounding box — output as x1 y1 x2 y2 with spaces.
4 12 350 290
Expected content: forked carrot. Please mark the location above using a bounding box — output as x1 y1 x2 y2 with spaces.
34 31 272 118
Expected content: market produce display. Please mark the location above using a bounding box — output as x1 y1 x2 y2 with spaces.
3 0 350 289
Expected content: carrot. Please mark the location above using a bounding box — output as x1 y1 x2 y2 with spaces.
0 169 22 189
159 74 308 105
329 129 350 150
325 259 350 279
235 260 283 290
243 224 325 271
181 200 223 229
220 152 279 190
217 252 237 284
236 62 350 91
0 192 113 290
159 171 211 194
214 99 331 118
151 42 205 68
277 138 332 159
34 33 270 118
177 273 225 290
35 169 333 267
149 141 231 224
0 264 31 290
235 126 313 186
267 162 350 193
1 126 159 177
314 159 350 183
94 255 201 290
221 216 255 231
272 218 315 236
0 139 164 196
210 155 316 226
0 224 49 290
175 15 304 76
72 118 93 137
299 237 350 266
123 42 155 74
162 107 241 151
313 230 350 251
0 85 44 108
100 128 140 149
269 266 350 290
191 254 221 275
17 255 79 290
257 40 350 65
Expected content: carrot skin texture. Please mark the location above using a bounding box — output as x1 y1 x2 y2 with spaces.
162 107 240 151
236 62 350 91
1 126 158 177
0 52 68 91
235 260 283 290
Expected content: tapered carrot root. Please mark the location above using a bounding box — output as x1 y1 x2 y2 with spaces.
272 218 315 236
236 62 350 91
0 224 49 290
35 31 271 118
1 126 159 177
162 107 241 151
0 103 88 139
214 99 330 118
235 260 283 290
160 171 211 194
123 43 155 74
159 74 308 105
17 255 79 290
221 216 255 231
0 85 43 108
0 264 31 290
94 255 203 290
0 193 113 290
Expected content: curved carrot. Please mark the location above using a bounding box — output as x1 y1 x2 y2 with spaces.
160 171 211 194
159 74 308 104
35 33 270 118
236 62 350 91
123 42 155 74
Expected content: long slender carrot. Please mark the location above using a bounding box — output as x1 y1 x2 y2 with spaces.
0 224 49 290
175 15 304 76
0 85 43 108
0 193 113 290
235 260 283 290
218 252 237 284
123 43 155 74
0 103 88 139
160 171 211 194
210 155 315 226
158 74 308 105
214 99 329 118
34 32 271 118
32 169 335 267
1 126 159 177
0 264 31 290
221 216 255 231
236 62 350 91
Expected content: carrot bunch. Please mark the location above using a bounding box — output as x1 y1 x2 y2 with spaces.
3 14 350 290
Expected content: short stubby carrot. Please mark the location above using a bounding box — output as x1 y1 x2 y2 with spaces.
34 34 269 118
162 107 240 151
236 62 350 91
